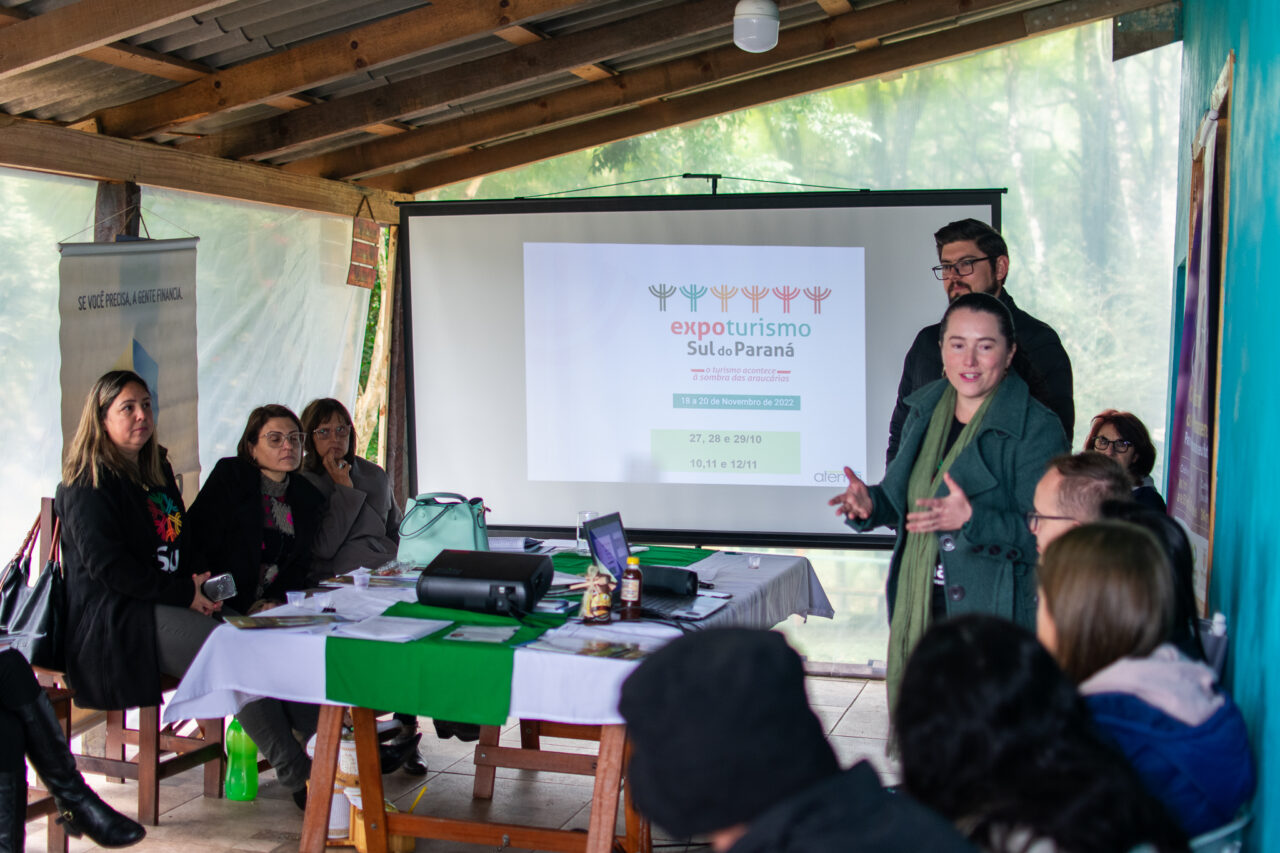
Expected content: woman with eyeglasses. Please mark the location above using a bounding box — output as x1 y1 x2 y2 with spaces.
830 293 1068 711
1085 409 1166 512
298 398 401 583
186 405 324 616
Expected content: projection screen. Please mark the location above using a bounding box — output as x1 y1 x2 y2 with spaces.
401 190 1002 545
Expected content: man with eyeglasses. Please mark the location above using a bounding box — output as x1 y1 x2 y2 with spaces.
1028 453 1130 553
886 219 1074 465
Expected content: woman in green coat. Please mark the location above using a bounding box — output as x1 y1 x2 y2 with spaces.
831 292 1067 707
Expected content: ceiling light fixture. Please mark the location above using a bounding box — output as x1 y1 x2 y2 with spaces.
733 0 779 53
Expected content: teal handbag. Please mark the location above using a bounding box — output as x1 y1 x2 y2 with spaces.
396 493 489 567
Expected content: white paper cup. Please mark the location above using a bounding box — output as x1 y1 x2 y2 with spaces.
352 572 370 590
286 590 306 606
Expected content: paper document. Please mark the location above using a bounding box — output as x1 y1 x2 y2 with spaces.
331 616 452 642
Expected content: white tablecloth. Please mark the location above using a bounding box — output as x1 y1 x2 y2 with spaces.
165 552 832 725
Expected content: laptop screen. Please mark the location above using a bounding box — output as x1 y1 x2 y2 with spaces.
583 512 630 575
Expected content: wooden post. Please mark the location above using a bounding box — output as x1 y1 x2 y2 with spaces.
94 180 140 242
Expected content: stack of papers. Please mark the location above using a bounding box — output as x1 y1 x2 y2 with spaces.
331 615 452 642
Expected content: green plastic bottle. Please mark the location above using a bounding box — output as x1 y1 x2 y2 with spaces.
224 718 258 801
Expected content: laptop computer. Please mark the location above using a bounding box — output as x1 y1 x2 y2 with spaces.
581 512 729 622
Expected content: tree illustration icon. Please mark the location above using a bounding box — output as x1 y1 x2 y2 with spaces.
710 285 738 311
648 283 676 311
742 285 769 313
804 286 832 314
680 284 708 311
773 285 800 313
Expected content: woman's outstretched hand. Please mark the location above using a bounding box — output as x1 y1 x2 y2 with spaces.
323 450 354 488
829 466 873 520
906 472 973 533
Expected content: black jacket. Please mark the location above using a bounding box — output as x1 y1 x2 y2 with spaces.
57 460 196 709
185 457 325 614
886 289 1073 466
728 762 976 853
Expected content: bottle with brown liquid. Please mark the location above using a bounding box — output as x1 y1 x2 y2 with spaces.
618 556 643 621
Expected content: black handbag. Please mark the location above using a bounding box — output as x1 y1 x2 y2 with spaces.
0 516 39 631
1 515 67 670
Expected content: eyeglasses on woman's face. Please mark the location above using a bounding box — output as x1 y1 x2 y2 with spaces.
1090 436 1133 454
313 425 352 441
260 431 305 448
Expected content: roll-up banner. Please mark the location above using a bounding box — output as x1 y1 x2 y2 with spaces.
58 238 200 500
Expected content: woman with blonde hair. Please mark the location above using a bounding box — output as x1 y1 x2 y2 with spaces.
59 375 319 810
1037 522 1255 837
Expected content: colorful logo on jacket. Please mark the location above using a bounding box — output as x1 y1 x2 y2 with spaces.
148 490 182 543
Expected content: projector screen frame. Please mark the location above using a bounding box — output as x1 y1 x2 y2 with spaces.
398 188 1004 549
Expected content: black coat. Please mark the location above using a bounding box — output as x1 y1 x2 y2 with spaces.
886 289 1074 466
57 461 196 710
185 457 325 614
728 762 976 853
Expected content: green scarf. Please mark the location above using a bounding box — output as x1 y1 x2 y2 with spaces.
885 385 995 712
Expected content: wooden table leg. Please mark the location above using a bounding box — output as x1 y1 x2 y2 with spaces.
352 707 389 853
585 724 626 853
299 705 343 853
471 724 502 799
622 736 652 853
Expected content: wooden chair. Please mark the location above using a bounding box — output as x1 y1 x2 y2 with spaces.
23 675 73 853
36 498 227 826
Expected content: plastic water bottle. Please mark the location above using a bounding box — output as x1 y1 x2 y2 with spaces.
225 718 259 801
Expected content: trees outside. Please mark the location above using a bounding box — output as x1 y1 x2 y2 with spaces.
424 21 1181 470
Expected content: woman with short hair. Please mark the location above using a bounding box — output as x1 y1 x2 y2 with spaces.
1085 409 1165 511
299 398 400 582
184 403 327 804
187 404 324 615
1038 522 1254 837
895 614 1187 852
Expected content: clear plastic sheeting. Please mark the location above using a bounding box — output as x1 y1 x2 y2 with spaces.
141 187 369 483
0 167 97 554
0 172 369 555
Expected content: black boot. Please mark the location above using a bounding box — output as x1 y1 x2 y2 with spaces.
378 732 421 774
15 692 145 848
0 770 26 853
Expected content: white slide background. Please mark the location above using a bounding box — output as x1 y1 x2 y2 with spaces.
524 242 865 486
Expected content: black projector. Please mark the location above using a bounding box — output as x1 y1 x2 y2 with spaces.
416 549 553 616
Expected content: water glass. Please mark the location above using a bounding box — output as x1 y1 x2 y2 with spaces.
576 510 598 555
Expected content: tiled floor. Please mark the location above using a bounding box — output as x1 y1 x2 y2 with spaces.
23 676 894 853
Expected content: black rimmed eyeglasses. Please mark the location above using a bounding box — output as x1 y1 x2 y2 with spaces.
1090 436 1134 454
932 256 992 280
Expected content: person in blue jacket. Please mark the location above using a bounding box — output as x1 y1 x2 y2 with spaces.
1037 521 1255 837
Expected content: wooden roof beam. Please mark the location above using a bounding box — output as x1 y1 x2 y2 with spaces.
283 0 1016 181
0 4 211 83
495 23 615 81
176 0 812 162
361 0 1167 194
0 0 232 81
0 116 410 223
94 0 597 139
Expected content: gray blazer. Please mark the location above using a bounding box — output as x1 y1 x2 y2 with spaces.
302 456 402 581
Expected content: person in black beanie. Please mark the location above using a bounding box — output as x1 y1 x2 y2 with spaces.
618 628 975 852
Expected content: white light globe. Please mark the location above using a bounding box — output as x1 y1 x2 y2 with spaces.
733 0 779 53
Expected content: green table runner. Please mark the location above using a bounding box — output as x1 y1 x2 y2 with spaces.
552 545 712 575
325 602 564 725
